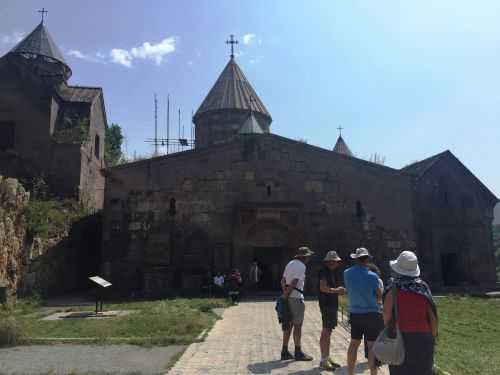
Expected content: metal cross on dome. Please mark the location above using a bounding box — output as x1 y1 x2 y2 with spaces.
38 8 48 24
226 34 239 59
337 126 344 136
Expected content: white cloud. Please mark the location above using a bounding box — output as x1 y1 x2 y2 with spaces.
67 49 86 59
67 36 177 68
68 49 107 63
110 48 133 68
249 56 263 65
130 37 176 65
242 33 255 45
1 31 25 44
109 36 177 67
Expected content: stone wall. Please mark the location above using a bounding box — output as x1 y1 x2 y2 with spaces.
102 134 416 296
0 56 105 211
412 156 498 287
0 176 30 303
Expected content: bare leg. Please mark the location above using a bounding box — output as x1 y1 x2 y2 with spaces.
366 340 378 375
282 327 292 348
320 328 332 360
347 339 361 375
293 324 302 349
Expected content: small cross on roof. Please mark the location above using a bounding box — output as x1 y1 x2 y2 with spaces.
38 7 48 24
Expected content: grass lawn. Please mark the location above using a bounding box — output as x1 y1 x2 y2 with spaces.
0 298 229 347
435 296 500 375
340 294 499 374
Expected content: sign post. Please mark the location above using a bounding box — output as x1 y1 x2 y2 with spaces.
89 276 112 314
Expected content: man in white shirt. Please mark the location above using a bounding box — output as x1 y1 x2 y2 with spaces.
280 246 314 361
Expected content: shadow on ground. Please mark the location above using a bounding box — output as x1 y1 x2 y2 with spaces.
248 360 370 374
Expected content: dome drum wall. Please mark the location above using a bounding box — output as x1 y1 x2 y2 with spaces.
194 109 271 148
7 53 70 84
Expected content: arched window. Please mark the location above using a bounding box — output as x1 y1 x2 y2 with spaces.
169 198 176 216
94 134 100 159
356 200 363 218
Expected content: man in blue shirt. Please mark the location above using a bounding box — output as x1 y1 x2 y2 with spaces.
344 248 383 375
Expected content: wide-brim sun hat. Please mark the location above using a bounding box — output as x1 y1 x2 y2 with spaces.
324 250 342 262
350 247 371 259
295 246 315 258
390 250 420 277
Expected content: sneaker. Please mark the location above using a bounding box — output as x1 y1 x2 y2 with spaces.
294 350 313 361
327 358 341 368
281 350 294 360
320 360 335 370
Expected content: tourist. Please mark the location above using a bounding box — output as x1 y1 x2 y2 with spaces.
248 261 262 292
364 263 384 366
318 250 346 370
227 268 243 304
213 272 225 297
344 247 384 375
383 251 438 375
280 246 314 361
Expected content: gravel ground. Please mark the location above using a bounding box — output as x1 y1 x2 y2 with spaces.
0 344 186 374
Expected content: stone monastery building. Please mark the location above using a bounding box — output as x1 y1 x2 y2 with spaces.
0 20 496 296
101 43 498 296
0 21 106 209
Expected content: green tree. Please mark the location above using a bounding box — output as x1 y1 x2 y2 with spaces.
105 123 124 166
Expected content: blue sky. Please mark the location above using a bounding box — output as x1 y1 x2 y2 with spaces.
1 0 499 198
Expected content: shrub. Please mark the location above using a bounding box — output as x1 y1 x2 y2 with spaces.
24 199 88 238
0 317 25 347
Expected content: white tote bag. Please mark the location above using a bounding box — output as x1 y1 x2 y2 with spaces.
373 287 405 365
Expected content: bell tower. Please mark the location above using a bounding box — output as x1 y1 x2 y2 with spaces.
193 35 272 148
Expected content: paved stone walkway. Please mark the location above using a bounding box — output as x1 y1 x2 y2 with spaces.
0 344 185 374
168 301 389 375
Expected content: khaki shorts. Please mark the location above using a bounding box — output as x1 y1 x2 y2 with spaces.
288 298 305 325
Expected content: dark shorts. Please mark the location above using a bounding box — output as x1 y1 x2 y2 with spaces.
349 312 383 341
320 304 338 329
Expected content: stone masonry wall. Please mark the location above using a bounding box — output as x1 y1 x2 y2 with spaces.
102 135 416 296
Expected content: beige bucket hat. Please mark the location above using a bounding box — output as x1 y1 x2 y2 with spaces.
323 250 342 262
350 247 371 259
295 246 315 258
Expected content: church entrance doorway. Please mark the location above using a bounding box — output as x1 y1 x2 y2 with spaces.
253 247 282 290
441 253 460 286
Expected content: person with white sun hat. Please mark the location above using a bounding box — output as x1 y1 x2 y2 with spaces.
382 251 438 375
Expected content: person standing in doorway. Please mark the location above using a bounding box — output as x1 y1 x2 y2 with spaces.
227 268 243 305
318 251 346 370
213 272 225 297
344 248 384 375
248 261 262 292
280 246 314 361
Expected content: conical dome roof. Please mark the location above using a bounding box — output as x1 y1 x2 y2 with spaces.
194 58 271 120
239 111 264 135
333 135 353 156
9 22 71 76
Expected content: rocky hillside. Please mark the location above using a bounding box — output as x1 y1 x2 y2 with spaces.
0 176 30 303
0 176 102 303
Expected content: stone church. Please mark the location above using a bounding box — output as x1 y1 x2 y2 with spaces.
0 21 107 209
101 46 498 296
